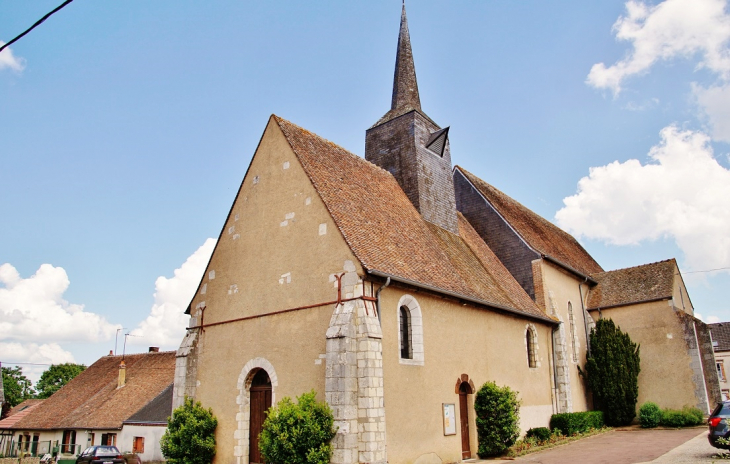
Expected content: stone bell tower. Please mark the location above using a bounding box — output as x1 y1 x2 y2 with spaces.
365 2 458 234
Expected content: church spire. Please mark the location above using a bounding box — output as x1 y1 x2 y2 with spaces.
391 1 421 113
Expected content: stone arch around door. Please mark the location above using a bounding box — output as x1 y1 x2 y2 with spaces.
455 374 476 460
235 357 278 464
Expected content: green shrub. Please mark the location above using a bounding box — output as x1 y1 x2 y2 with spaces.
259 390 336 464
160 397 217 464
525 427 551 442
659 406 705 427
549 411 604 435
639 402 662 428
474 381 521 457
583 319 640 426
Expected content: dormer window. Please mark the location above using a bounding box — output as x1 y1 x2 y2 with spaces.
426 127 449 157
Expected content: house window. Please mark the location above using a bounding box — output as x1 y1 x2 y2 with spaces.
133 437 145 454
400 306 412 359
101 433 116 446
62 430 76 454
568 302 578 363
526 327 537 368
718 361 726 382
397 295 425 365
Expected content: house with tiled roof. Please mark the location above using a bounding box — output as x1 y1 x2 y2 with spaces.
709 322 730 400
0 350 175 464
173 4 718 464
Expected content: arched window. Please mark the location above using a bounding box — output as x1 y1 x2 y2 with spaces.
526 328 537 368
400 306 412 359
568 302 578 363
397 295 424 365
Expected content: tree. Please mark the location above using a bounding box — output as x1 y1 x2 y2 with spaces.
35 363 86 399
584 318 640 426
474 381 521 457
1 366 35 407
259 390 336 464
160 397 217 464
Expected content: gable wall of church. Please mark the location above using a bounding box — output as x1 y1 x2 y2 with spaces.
377 285 556 464
454 170 540 300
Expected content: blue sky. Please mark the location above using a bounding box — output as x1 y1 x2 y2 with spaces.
2 0 730 382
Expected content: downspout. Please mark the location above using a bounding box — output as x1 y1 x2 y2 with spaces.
578 277 590 356
375 277 391 324
551 325 560 413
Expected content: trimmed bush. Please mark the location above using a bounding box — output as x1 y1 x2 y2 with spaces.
659 406 704 427
160 397 217 464
583 319 640 426
639 402 662 428
549 411 604 435
259 390 336 464
474 381 521 457
525 427 551 442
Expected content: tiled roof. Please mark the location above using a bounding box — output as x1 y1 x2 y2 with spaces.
587 259 677 310
10 351 175 430
0 399 44 429
124 384 172 424
709 323 730 352
455 167 603 277
273 116 551 322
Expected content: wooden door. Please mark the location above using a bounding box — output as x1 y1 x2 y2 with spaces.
249 369 272 464
459 382 472 459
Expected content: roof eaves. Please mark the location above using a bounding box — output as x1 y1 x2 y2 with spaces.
542 254 597 285
367 269 558 325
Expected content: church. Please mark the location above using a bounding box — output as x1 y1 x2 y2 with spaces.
173 4 719 464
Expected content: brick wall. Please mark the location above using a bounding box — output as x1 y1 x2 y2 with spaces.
454 169 541 299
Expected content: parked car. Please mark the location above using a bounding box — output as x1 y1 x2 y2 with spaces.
75 446 126 464
708 401 730 449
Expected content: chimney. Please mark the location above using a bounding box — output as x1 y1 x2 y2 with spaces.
117 360 126 388
148 347 159 352
108 350 113 356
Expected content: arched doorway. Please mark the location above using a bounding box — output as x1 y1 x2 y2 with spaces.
249 369 272 464
454 374 475 460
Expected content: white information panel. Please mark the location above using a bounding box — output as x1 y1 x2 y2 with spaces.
443 403 456 435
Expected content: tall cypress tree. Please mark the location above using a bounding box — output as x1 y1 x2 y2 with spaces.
584 318 640 426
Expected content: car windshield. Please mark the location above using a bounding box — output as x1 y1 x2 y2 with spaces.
94 446 120 457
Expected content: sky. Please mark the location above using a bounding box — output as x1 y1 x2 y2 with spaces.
2 0 730 383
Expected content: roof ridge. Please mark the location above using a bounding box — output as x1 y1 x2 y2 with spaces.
592 258 677 276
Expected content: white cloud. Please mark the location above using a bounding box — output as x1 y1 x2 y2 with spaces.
0 263 120 343
0 42 26 72
0 341 76 384
694 82 730 141
130 238 216 348
708 315 722 323
556 125 730 272
587 0 730 95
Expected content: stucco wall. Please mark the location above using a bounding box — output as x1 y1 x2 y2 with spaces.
538 261 590 413
378 287 555 464
593 301 708 411
119 425 166 462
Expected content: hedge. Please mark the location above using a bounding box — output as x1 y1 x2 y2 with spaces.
549 411 604 435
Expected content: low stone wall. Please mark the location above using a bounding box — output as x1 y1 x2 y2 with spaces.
0 458 40 464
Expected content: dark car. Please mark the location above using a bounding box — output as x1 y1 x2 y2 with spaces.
75 446 126 464
709 401 730 449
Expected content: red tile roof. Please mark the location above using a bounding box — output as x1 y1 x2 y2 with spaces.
455 166 603 277
273 116 551 322
8 351 175 430
0 399 44 429
587 259 677 310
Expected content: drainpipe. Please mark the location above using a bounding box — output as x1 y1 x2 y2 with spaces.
374 277 391 324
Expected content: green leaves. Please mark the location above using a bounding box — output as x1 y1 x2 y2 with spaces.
35 363 86 399
584 318 640 426
160 397 217 464
1 366 35 408
259 390 336 464
474 381 521 457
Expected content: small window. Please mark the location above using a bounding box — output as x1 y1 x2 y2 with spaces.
399 306 412 359
526 329 537 368
100 433 116 447
718 361 726 382
133 437 144 454
62 430 76 454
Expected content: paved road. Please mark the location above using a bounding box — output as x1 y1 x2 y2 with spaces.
481 428 720 464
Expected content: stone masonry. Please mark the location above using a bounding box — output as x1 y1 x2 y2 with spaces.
326 265 387 464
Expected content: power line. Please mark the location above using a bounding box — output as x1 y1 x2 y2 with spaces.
0 0 75 55
681 267 730 274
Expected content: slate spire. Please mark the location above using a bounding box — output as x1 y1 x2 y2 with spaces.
391 1 421 113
